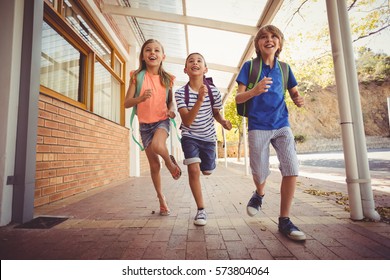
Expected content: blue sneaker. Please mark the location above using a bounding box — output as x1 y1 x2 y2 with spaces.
194 209 207 226
278 217 306 241
246 191 263 217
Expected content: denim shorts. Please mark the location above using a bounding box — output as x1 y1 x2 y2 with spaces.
139 119 170 149
181 136 216 173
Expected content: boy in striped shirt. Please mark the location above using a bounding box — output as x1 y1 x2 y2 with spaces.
175 53 232 226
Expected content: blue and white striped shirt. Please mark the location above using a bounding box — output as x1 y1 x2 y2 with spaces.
175 85 223 142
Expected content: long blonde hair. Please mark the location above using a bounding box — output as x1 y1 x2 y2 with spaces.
132 39 173 87
254 25 284 58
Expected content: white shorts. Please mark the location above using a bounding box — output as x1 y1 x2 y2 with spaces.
248 126 299 184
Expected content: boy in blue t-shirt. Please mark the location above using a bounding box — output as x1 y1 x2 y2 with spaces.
236 25 306 241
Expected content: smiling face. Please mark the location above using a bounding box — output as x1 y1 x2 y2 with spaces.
257 31 280 57
140 40 165 69
254 25 284 58
184 53 208 77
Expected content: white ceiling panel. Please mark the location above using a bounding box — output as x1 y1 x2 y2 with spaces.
99 0 283 101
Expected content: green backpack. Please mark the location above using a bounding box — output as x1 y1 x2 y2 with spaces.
129 70 179 151
236 57 289 117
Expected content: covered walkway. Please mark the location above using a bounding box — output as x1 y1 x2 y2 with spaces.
1 151 389 260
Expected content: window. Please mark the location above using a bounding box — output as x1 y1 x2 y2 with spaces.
40 0 125 125
94 60 121 123
63 0 112 65
40 21 85 103
114 54 123 77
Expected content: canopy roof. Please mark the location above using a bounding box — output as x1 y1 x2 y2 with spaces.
100 0 285 101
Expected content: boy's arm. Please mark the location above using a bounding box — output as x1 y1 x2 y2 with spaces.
179 84 208 127
288 86 304 107
178 99 202 127
178 84 208 127
213 109 232 130
235 77 273 104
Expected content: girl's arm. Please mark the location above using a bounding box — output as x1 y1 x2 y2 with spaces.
167 88 176 119
124 82 150 108
288 86 304 107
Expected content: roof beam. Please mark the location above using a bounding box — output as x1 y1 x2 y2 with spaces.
224 0 284 103
181 0 190 55
100 4 258 35
257 0 284 28
174 79 228 93
165 56 239 74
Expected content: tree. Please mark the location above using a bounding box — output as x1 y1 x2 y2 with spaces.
273 0 389 88
220 88 247 161
348 0 390 44
356 47 390 81
221 1 389 159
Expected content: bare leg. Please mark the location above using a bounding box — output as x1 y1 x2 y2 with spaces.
145 146 168 210
188 163 204 209
149 128 177 175
280 176 296 217
253 178 266 196
246 176 266 217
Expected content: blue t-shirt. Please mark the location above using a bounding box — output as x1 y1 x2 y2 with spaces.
236 58 298 131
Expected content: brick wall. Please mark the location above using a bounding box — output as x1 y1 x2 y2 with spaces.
35 94 130 207
140 152 149 175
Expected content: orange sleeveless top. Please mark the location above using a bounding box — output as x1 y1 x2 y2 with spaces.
131 71 175 124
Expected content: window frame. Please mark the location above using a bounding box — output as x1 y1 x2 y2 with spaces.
41 0 126 125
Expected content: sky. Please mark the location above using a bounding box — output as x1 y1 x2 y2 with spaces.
167 0 388 94
187 0 389 69
273 0 390 60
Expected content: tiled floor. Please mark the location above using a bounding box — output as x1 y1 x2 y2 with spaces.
0 158 389 260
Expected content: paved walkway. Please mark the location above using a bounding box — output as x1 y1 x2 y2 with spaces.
0 151 389 260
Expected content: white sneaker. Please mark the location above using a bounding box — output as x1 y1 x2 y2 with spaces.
246 191 263 217
278 217 306 241
194 209 207 226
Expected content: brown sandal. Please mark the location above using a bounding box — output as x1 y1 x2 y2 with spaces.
159 205 171 216
159 196 171 216
169 155 181 180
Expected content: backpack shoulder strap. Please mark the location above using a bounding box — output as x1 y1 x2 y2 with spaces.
247 57 262 90
130 69 146 151
277 61 289 92
131 69 146 116
135 69 146 98
184 83 190 107
203 76 214 106
184 76 214 108
237 58 261 117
